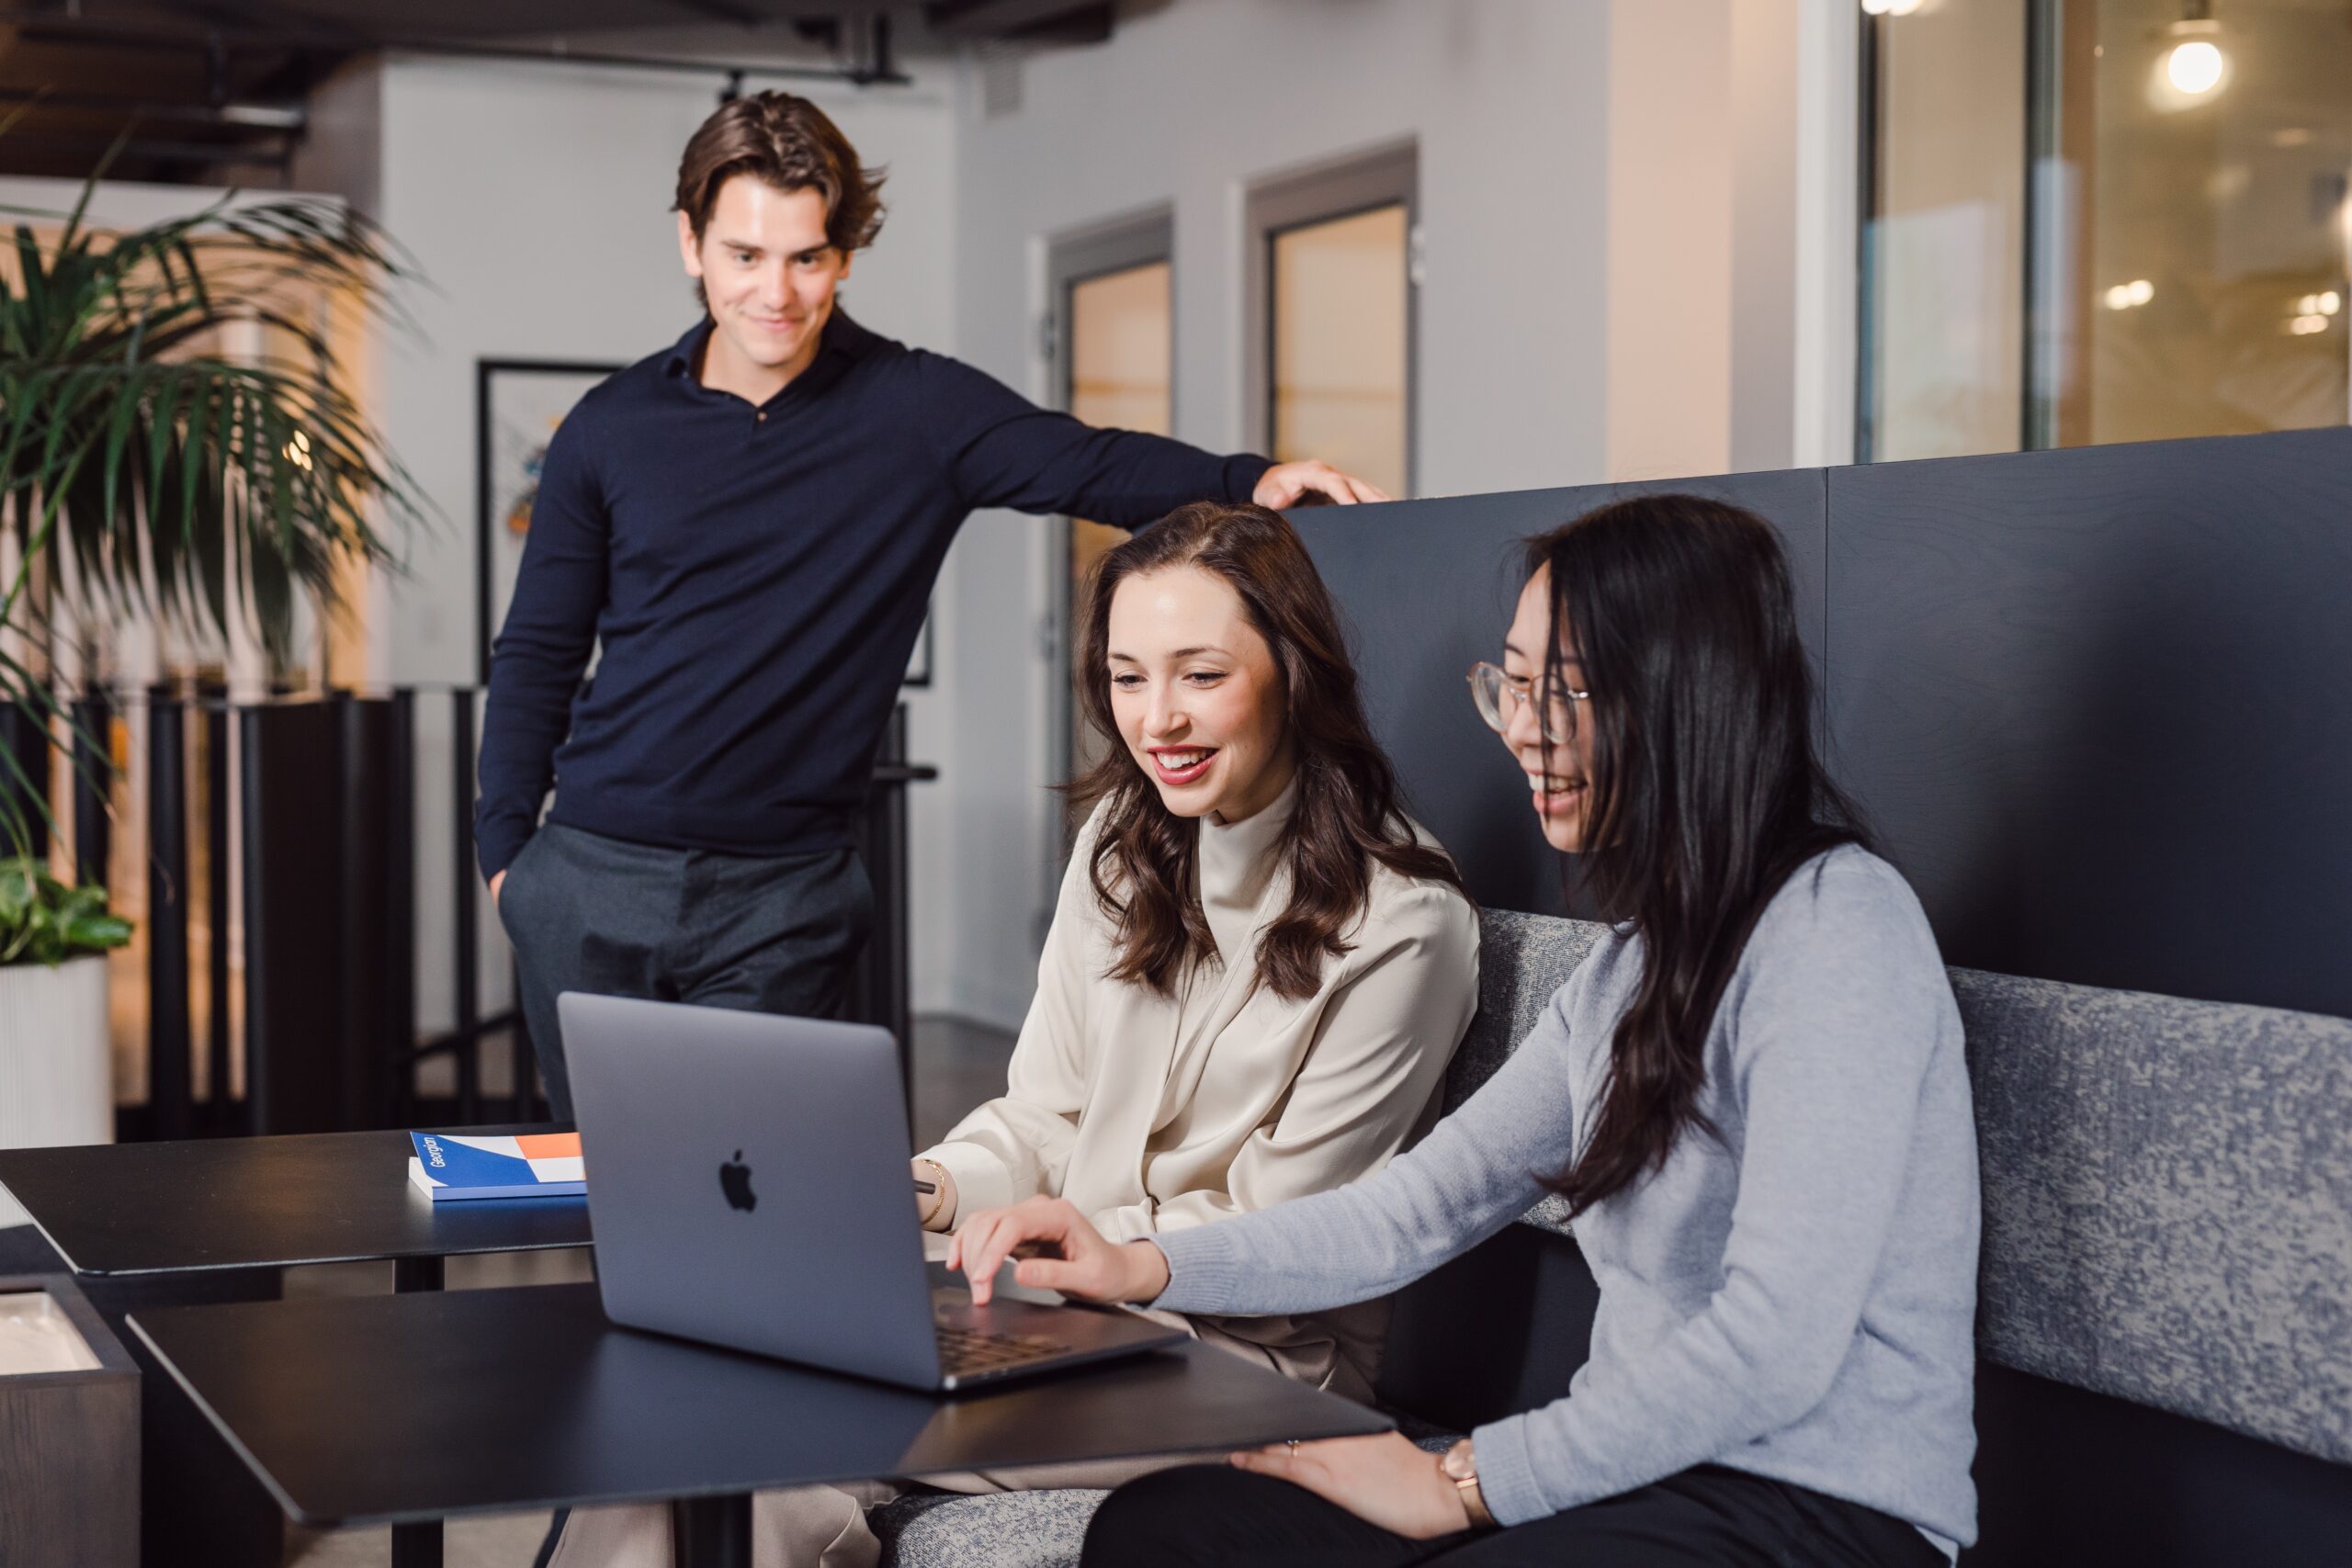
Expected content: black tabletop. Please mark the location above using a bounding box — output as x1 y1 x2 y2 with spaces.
0 1127 593 1275
130 1282 1393 1528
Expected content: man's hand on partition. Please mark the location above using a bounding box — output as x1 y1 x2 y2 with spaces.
1254 460 1391 509
948 1195 1170 1306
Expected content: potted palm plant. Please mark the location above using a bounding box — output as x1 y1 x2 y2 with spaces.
0 861 129 1225
0 130 424 1187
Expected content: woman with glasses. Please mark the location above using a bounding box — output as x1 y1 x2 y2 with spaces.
554 501 1479 1568
955 494 1980 1568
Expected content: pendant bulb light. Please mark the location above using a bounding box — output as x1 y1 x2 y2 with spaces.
2161 1 2228 99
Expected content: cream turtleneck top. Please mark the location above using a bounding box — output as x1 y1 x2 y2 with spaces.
920 776 1479 1394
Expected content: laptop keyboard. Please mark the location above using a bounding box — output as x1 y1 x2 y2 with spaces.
934 1322 1073 1378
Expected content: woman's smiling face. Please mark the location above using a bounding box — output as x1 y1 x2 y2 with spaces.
1106 564 1295 823
1502 566 1596 852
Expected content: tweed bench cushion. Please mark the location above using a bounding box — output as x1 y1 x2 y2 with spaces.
873 1425 1464 1568
1455 908 2352 1468
1954 967 2352 1463
1444 909 1604 1236
873 1488 1109 1568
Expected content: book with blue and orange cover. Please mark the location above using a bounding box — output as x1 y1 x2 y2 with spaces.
406 1132 585 1201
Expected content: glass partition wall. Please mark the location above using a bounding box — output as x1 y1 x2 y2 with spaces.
1862 0 2351 460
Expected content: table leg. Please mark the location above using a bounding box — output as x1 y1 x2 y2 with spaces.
390 1519 445 1568
672 1495 752 1568
393 1255 446 1293
390 1257 446 1566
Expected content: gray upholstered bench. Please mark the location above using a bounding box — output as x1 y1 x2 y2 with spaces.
879 909 2352 1566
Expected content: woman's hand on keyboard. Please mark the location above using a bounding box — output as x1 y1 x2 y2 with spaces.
950 1197 1170 1307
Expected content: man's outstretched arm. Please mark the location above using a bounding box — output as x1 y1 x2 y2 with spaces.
915 352 1387 525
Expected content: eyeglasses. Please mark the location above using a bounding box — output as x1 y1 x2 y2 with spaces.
1466 662 1589 745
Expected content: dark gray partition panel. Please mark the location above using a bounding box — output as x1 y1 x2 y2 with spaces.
1826 425 2352 1021
1293 468 1826 916
1293 426 2350 1021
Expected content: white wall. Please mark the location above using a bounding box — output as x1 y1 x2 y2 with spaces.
292 53 962 1035
932 0 1856 1027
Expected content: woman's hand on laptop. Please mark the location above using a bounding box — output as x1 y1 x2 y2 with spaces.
950 1197 1170 1307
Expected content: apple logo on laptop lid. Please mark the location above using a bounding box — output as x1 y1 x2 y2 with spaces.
719 1150 757 1213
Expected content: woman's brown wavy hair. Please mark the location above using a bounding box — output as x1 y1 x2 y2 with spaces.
1069 502 1465 1002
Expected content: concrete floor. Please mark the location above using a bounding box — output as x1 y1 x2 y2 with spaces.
277 1010 1017 1567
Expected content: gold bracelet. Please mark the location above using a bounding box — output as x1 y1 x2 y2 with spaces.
1458 1474 1496 1530
1438 1438 1497 1529
913 1159 948 1226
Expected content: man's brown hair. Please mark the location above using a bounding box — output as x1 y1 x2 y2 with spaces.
673 91 887 252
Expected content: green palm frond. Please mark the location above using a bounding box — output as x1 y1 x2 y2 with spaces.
0 170 430 852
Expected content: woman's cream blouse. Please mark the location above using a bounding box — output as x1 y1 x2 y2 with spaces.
920 778 1479 1395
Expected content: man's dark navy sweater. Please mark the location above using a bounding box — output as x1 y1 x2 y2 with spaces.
475 313 1271 881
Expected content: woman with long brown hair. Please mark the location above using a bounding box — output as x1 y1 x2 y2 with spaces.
555 500 1479 1568
912 498 1479 1396
955 495 1980 1568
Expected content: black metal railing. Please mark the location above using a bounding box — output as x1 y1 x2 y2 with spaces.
1 682 934 1140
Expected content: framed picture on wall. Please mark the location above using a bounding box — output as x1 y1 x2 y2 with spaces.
476 358 622 684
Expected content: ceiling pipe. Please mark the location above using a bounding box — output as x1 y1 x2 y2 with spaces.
0 130 293 171
0 87 306 130
0 8 916 87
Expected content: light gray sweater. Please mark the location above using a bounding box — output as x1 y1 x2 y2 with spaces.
1151 847 1980 1551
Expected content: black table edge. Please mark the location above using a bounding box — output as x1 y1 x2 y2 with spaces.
0 1207 85 1275
25 1236 593 1279
0 1126 593 1276
127 1311 321 1528
50 1225 592 1278
119 1323 1392 1531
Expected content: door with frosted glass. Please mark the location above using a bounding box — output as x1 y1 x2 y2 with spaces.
1270 204 1412 502
1059 257 1172 793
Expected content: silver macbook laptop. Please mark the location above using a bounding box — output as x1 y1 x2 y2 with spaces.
560 992 1185 1392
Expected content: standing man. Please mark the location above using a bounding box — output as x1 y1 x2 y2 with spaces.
480 92 1383 1117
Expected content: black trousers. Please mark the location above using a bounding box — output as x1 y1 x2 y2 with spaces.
498 821 874 1119
1082 1462 1947 1568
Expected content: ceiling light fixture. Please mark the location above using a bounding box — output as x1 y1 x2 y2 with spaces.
1860 0 1925 17
2159 3 2229 99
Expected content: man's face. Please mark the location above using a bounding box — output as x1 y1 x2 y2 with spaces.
678 174 854 388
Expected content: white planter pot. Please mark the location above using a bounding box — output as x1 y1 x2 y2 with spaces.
0 954 112 1229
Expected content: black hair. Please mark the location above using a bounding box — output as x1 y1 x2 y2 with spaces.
1530 494 1870 1215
